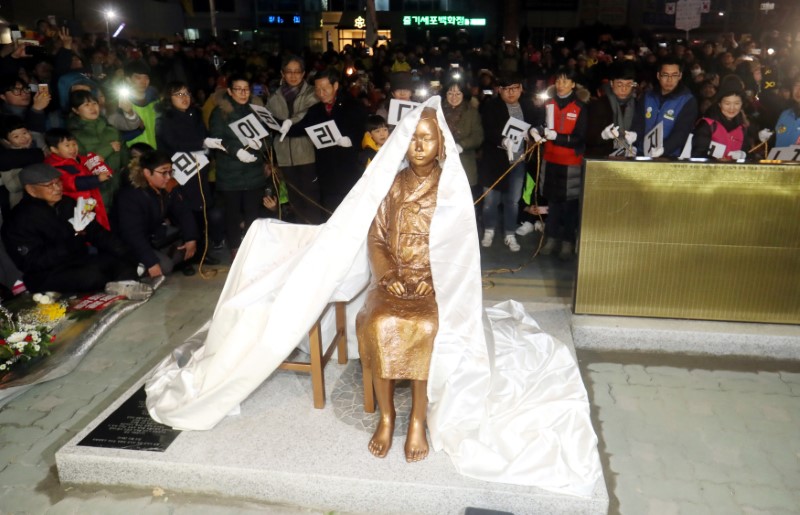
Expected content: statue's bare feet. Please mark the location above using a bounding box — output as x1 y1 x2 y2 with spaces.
404 416 429 462
368 414 395 458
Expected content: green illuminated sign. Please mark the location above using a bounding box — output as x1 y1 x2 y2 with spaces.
402 15 486 27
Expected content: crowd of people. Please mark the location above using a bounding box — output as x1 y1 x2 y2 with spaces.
1 16 799 296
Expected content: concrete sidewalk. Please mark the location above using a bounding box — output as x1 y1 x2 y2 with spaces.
1 236 799 514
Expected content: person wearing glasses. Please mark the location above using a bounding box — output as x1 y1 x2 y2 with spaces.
634 55 698 158
586 62 639 158
266 56 322 224
115 149 199 278
208 74 268 258
156 81 225 262
0 77 51 133
2 163 137 293
478 72 543 253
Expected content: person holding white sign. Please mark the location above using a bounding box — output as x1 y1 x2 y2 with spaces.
156 81 225 262
209 74 268 257
478 72 543 253
531 67 589 261
633 55 698 158
690 85 755 160
283 68 367 213
586 62 638 158
265 56 322 224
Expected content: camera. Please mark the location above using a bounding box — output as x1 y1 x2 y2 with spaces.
264 186 274 198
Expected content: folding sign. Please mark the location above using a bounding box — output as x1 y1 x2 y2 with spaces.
229 114 270 146
387 99 421 125
643 122 664 156
171 151 209 186
767 145 800 161
250 104 282 131
501 117 531 153
305 120 343 149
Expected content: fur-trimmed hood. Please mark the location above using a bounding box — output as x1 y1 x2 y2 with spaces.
545 84 591 104
210 89 264 119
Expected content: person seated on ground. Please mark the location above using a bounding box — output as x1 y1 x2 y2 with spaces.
115 149 199 278
355 107 444 463
1 163 137 294
358 114 389 171
0 116 47 214
67 90 125 209
44 128 112 230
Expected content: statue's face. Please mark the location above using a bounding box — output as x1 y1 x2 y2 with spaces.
407 117 439 174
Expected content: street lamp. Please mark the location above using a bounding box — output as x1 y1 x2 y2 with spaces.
104 9 115 44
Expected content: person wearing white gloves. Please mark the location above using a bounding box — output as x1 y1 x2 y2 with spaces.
208 74 268 258
477 71 543 252
156 81 226 262
585 62 639 158
281 67 367 214
690 86 757 160
633 56 698 158
266 56 322 224
538 67 590 260
440 79 483 197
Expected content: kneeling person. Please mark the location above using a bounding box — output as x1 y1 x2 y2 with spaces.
115 150 199 278
1 163 137 293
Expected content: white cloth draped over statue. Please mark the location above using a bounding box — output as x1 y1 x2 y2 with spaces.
145 97 602 497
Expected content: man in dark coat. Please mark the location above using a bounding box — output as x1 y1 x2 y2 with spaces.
2 163 137 293
287 67 367 214
585 62 639 158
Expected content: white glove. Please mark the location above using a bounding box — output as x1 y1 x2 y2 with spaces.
600 124 618 140
336 136 352 148
455 143 464 153
543 128 557 140
278 119 292 142
529 127 544 143
727 150 747 160
246 137 262 150
648 146 664 158
501 137 514 162
236 148 258 163
624 131 637 145
203 137 225 151
758 128 773 143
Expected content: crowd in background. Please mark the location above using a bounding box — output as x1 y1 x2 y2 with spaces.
1 15 799 296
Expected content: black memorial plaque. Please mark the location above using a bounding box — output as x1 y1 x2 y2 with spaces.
78 386 181 452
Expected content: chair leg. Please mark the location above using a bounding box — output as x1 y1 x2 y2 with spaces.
309 320 325 409
361 358 375 413
335 302 348 364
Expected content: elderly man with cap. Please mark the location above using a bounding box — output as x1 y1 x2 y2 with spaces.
1 163 138 293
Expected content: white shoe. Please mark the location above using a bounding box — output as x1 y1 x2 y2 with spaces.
504 234 521 252
515 221 535 236
540 238 559 255
481 229 495 247
558 241 575 260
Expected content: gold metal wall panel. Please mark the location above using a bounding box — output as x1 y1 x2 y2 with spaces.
575 160 800 324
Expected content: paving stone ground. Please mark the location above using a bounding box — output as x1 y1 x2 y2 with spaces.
1 244 799 514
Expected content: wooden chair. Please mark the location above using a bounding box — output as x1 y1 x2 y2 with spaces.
278 302 348 409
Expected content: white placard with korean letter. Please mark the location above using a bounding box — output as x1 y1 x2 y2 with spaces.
229 114 270 146
388 99 421 126
708 141 726 159
501 117 531 153
767 145 800 161
644 122 664 155
249 104 281 131
171 151 209 186
305 120 343 149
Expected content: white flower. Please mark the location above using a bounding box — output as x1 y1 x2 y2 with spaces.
31 334 40 343
7 332 26 344
33 345 40 352
38 295 52 305
0 364 5 370
32 293 42 302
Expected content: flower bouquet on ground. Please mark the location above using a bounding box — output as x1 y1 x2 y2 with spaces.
0 304 58 375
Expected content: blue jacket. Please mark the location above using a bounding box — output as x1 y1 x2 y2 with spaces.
635 84 698 157
774 106 800 147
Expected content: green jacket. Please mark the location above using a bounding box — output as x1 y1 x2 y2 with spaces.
266 82 319 167
67 115 126 208
209 93 268 192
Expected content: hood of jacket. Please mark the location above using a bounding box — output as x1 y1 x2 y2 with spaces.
545 84 591 104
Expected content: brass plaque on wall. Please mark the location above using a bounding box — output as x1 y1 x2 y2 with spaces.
575 160 800 324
